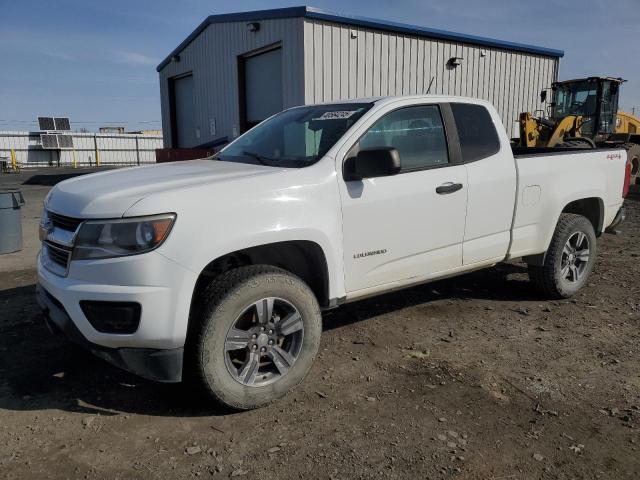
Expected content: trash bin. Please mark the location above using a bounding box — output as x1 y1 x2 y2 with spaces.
0 189 25 254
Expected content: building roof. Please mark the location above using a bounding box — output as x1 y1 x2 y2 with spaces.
157 6 564 72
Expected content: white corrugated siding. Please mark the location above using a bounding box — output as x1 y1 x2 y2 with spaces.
158 16 559 143
302 19 558 136
159 17 306 148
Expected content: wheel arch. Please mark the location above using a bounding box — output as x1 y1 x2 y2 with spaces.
525 196 603 267
560 197 604 236
190 240 332 312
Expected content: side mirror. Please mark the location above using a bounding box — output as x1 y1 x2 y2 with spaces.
343 147 401 181
540 90 547 103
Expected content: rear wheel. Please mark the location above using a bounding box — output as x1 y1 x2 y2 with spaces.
528 213 596 299
187 265 322 410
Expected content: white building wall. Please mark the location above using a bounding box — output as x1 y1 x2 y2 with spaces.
158 15 560 144
158 17 306 148
302 19 558 136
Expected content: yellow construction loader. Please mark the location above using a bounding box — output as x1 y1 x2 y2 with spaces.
517 77 640 183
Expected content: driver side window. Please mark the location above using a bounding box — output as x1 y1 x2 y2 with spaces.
359 105 449 171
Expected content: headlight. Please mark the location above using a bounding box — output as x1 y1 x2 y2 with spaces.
72 214 176 260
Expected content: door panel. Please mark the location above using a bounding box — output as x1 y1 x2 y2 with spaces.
463 154 516 264
341 166 468 292
448 102 517 264
338 103 468 293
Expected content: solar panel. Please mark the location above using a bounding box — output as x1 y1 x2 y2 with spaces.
40 134 58 149
38 117 55 131
54 117 71 131
56 134 74 149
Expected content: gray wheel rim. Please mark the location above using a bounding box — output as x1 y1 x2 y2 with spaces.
224 297 304 387
560 231 590 283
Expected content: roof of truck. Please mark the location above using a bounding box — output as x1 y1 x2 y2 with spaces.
301 94 493 106
157 6 564 71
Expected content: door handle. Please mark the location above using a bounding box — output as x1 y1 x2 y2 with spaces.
436 182 463 194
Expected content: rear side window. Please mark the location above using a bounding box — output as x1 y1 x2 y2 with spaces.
450 103 500 163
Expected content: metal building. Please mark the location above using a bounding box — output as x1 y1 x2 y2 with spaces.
157 6 563 148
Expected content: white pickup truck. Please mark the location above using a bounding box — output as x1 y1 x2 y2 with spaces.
36 95 630 409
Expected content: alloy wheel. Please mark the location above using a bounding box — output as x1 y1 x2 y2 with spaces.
560 231 590 283
224 297 304 387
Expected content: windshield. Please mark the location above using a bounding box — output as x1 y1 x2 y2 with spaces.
551 80 598 121
217 103 373 168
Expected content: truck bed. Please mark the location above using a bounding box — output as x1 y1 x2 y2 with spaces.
508 146 627 260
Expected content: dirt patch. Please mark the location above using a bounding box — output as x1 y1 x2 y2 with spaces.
1 194 639 479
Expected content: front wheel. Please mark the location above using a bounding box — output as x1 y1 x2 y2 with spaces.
187 265 322 410
528 213 596 299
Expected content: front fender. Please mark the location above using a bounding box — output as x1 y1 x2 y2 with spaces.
125 159 346 302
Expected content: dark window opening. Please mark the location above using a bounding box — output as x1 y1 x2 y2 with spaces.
450 103 500 163
359 105 449 171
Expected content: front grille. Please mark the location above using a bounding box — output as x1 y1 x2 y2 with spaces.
45 241 72 268
49 211 83 231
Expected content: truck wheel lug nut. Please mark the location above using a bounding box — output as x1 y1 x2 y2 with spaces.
260 347 266 352
252 334 257 339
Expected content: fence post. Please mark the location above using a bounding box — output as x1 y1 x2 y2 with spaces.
72 148 77 168
93 134 101 166
135 136 140 166
10 148 17 170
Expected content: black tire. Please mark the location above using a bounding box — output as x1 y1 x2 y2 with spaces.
527 213 597 299
186 265 322 410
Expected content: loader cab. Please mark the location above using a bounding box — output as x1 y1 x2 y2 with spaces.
549 77 623 141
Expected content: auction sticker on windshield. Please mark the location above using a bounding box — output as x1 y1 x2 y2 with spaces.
314 111 359 120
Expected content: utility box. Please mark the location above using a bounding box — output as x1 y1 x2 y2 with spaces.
0 189 25 254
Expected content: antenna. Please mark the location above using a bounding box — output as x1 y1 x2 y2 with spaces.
425 76 435 94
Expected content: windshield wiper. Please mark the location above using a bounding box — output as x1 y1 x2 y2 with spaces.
242 150 274 166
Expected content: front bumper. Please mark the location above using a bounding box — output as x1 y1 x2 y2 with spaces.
37 284 183 382
36 248 199 383
37 250 196 348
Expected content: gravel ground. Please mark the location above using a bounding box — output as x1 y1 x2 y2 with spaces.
0 173 638 479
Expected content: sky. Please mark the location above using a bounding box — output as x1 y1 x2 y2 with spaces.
1 0 639 132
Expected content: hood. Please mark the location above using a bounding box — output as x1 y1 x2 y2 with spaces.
46 160 279 218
